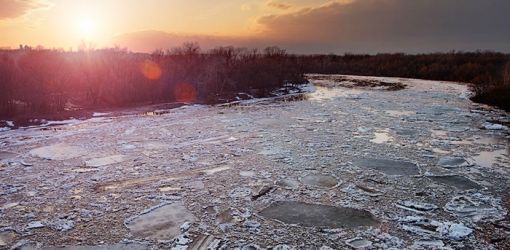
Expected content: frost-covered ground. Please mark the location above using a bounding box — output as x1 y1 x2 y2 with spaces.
1 75 509 249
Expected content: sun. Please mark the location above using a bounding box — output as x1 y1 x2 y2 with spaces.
77 18 96 38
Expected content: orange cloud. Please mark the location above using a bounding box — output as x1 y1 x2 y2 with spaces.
266 1 292 10
0 0 51 19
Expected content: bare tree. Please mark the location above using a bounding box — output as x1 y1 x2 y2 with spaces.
504 61 510 85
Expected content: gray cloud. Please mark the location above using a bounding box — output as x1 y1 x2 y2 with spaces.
114 0 510 54
257 0 510 53
0 0 50 19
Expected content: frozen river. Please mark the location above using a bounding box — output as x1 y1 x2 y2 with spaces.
1 75 509 249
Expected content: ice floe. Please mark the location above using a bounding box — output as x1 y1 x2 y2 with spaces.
29 143 87 160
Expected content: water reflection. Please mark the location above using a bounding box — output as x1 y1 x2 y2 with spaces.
307 86 363 102
471 135 510 168
473 149 509 168
370 129 394 144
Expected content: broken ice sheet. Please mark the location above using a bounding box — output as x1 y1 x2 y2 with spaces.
125 202 195 240
444 194 506 222
427 175 481 191
345 238 372 249
341 184 381 200
0 184 24 196
399 216 473 241
0 229 18 247
50 219 74 232
412 239 446 248
392 127 418 137
85 154 125 167
1 202 19 210
354 158 420 176
10 240 42 250
188 234 222 250
396 201 438 214
25 221 45 230
29 143 87 160
239 170 256 177
43 242 151 249
275 178 300 189
437 156 471 168
300 174 339 188
229 187 252 198
0 75 509 248
259 201 379 228
482 122 508 130
386 110 415 117
0 151 18 161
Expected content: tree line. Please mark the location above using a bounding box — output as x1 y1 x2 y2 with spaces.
0 43 305 119
1 45 509 121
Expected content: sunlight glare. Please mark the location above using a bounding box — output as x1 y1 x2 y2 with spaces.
78 18 96 38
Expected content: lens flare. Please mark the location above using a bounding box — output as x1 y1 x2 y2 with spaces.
174 83 197 103
141 60 162 80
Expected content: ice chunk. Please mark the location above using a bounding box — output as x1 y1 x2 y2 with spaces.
396 200 438 214
0 229 18 247
412 239 445 248
42 243 150 249
427 175 481 190
85 155 125 167
29 143 87 160
229 187 252 198
399 216 472 241
26 221 45 230
301 174 338 188
273 245 296 250
50 219 74 232
444 194 505 222
259 201 379 228
275 178 300 189
437 222 473 240
125 202 196 240
239 170 256 177
355 158 420 176
438 157 471 168
345 238 373 249
482 122 508 130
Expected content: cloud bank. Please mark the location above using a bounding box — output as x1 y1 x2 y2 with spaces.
115 0 510 54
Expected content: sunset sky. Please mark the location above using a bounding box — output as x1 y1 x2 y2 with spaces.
1 0 509 54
